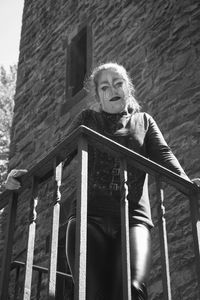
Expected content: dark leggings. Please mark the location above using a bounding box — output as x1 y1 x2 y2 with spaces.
66 216 151 300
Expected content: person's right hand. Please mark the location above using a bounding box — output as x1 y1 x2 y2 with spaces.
5 169 28 190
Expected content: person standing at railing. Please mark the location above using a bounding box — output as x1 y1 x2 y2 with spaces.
5 62 200 300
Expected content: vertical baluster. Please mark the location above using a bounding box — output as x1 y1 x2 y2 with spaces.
156 177 172 300
189 190 200 297
48 161 63 299
74 137 88 300
120 158 131 300
23 176 39 300
36 271 42 300
14 264 21 300
0 192 18 300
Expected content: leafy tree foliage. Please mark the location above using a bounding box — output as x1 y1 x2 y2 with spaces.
0 65 17 192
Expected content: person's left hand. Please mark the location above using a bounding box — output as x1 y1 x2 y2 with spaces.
191 178 200 187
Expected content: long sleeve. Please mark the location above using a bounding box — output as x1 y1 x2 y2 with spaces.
145 114 190 181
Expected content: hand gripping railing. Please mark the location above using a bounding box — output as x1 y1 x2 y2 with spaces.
0 125 199 300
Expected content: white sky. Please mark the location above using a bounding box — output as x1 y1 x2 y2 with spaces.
0 0 24 70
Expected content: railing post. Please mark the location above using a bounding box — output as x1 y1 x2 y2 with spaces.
189 189 200 297
156 177 172 300
36 270 42 300
22 176 39 300
74 136 88 300
120 158 132 300
0 192 18 300
48 161 63 299
14 264 21 300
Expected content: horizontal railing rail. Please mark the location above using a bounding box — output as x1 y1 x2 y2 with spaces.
11 260 73 279
0 125 199 300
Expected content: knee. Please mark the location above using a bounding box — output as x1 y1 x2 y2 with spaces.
131 280 148 300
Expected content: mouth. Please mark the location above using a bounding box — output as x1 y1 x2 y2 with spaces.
109 96 121 102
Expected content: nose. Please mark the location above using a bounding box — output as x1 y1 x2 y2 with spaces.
111 84 117 95
104 84 118 100
105 86 115 99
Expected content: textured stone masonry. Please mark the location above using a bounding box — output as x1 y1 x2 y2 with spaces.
1 0 200 299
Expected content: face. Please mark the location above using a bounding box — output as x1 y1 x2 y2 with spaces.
96 68 130 114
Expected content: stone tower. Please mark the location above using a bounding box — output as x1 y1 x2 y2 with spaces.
1 0 200 299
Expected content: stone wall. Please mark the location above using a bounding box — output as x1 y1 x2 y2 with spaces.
3 0 200 299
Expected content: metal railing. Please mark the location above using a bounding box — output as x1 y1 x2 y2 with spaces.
0 125 199 300
10 261 73 300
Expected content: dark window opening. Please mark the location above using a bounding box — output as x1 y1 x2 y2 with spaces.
69 27 87 97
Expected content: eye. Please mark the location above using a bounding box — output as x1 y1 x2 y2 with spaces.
115 81 123 88
101 85 108 91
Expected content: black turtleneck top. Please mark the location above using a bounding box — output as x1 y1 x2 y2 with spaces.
65 109 189 228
